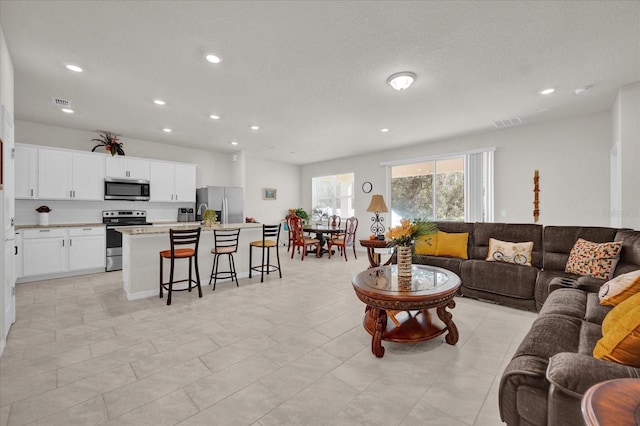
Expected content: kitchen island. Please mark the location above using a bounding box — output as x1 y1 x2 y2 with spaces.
118 223 265 300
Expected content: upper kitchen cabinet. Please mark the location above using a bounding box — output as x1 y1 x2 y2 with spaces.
149 160 196 202
15 144 38 199
38 148 104 200
105 156 150 180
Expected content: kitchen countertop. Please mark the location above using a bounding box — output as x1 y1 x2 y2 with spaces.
16 223 105 230
117 222 263 235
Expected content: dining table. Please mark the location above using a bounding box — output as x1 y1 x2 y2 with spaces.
303 223 345 257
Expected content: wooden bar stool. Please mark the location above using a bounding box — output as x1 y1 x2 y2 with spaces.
209 228 241 290
159 228 202 305
249 224 282 282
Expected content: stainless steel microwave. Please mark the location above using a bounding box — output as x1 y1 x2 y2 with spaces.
104 178 150 201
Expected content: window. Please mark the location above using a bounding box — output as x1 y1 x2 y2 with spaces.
385 149 494 225
312 173 354 219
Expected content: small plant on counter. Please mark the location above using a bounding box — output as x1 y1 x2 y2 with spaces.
35 205 52 213
203 209 217 226
91 130 125 156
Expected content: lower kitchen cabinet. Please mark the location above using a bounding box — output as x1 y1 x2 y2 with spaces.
19 226 105 282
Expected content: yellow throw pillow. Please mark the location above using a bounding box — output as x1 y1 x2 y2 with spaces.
565 238 622 279
415 234 438 255
486 238 534 266
435 231 468 259
593 292 640 367
599 269 640 306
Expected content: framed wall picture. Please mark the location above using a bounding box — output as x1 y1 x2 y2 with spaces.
263 188 277 200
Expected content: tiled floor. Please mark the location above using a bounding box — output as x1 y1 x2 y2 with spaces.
1 250 537 426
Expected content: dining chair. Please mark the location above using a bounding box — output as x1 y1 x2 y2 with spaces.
159 228 202 305
328 215 341 228
249 223 282 282
327 216 358 261
209 228 241 290
289 215 321 260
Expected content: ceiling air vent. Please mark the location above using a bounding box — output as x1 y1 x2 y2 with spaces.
493 116 522 128
52 97 71 107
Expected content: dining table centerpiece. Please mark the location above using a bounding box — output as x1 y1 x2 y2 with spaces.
386 219 437 287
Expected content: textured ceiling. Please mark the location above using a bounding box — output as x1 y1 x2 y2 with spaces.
1 1 639 165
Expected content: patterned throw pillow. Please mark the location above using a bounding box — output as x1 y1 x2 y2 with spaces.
565 238 622 279
486 238 533 266
599 269 640 306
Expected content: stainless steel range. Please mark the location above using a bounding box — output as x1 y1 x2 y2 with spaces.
103 210 151 272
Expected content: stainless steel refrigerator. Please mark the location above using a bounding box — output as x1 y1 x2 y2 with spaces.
196 186 244 224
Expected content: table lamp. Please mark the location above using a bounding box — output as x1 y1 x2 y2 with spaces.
366 194 389 240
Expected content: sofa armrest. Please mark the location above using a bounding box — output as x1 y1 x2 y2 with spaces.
575 276 605 293
546 352 640 398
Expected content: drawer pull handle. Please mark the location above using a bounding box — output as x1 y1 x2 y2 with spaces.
39 229 50 232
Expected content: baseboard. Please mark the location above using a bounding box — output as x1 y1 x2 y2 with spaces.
16 267 106 284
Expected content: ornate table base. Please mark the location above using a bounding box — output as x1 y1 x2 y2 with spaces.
363 301 459 358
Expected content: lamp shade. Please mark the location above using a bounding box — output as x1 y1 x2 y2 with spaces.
366 194 389 213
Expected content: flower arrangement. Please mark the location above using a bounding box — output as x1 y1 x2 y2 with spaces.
91 131 125 156
386 218 437 247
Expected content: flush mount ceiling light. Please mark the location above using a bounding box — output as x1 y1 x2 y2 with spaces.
230 141 239 146
250 125 260 130
162 128 172 133
538 87 555 95
61 108 74 114
210 114 220 120
153 99 166 105
380 128 389 133
387 72 416 90
65 64 83 73
205 54 222 64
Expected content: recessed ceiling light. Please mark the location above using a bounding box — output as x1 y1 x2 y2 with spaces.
539 88 555 95
65 64 83 73
162 128 172 133
387 72 416 90
230 141 238 146
153 99 166 105
574 85 592 95
205 54 222 64
380 128 389 133
210 114 220 120
250 125 260 130
61 108 74 114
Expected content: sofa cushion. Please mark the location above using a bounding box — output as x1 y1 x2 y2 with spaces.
412 254 464 277
434 230 468 259
537 288 610 325
565 238 622 279
461 259 538 299
599 269 640 306
472 222 543 268
542 226 620 271
593 292 640 367
486 238 534 266
614 229 640 275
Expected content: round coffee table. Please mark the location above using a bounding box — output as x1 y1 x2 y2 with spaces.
352 264 461 357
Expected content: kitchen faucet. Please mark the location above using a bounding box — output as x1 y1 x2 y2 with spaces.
197 203 208 215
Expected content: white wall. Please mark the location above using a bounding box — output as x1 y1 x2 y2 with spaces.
616 82 640 230
302 111 617 231
244 155 301 225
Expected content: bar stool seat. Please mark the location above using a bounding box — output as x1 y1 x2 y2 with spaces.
209 228 241 290
159 228 202 305
249 224 282 282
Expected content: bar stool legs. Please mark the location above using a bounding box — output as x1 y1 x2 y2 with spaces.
159 228 202 306
208 228 241 290
249 224 282 283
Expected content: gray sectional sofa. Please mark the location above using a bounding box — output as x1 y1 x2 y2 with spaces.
408 222 640 426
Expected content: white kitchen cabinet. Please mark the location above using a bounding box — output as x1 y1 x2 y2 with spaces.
105 156 150 180
14 144 38 199
38 148 104 200
149 161 196 202
15 231 23 278
22 228 68 276
68 227 105 271
19 226 105 281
